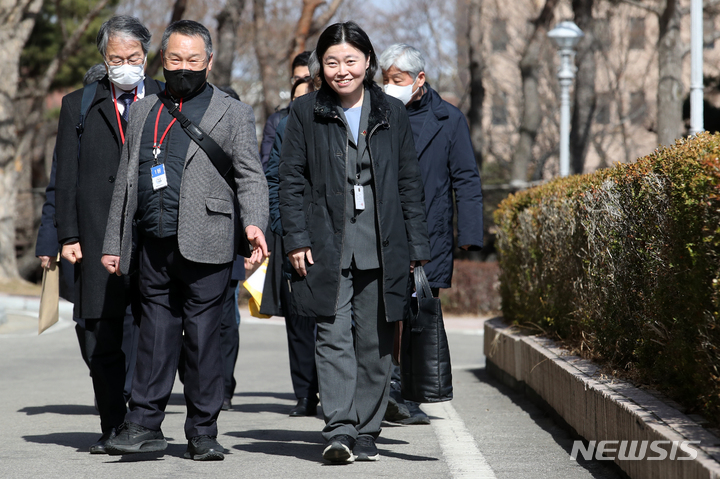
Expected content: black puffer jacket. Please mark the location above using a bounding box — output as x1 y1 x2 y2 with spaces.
279 83 430 321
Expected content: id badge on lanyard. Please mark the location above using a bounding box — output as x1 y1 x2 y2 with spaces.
151 164 168 191
354 184 365 210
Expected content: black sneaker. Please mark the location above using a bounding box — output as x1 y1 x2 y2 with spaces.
104 421 167 455
184 435 225 461
353 435 379 461
322 434 355 463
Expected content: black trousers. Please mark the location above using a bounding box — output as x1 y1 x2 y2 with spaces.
219 280 240 400
126 236 230 439
84 316 128 433
281 276 318 399
177 280 239 400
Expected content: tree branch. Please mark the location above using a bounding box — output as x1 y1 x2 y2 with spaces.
309 0 343 36
145 0 187 78
35 0 111 100
619 0 662 16
55 0 68 42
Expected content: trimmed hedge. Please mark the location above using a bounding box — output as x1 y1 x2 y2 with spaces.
494 133 720 425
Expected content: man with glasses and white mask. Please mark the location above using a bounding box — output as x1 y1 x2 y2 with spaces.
101 20 268 461
379 44 484 425
55 15 164 455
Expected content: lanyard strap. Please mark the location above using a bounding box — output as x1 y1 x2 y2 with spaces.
111 84 138 145
153 99 183 162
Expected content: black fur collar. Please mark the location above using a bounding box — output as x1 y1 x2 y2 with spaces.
314 82 389 132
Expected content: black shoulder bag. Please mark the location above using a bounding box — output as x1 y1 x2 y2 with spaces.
157 94 252 258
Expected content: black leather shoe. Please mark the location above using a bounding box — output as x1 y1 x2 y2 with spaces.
222 398 232 411
89 428 116 454
289 396 319 417
184 435 225 461
104 421 167 455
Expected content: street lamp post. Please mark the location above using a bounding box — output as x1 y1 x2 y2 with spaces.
548 21 584 177
690 0 704 135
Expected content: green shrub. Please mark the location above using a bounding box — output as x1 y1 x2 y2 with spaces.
495 132 720 424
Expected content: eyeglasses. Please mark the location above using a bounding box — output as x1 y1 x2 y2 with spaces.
164 57 208 68
106 56 145 67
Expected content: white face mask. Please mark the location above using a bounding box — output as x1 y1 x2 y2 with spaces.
384 77 419 105
106 60 146 91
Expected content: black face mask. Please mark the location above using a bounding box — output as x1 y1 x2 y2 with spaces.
163 68 207 99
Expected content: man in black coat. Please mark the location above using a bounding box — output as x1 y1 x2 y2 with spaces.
258 51 311 171
54 15 164 454
380 43 484 424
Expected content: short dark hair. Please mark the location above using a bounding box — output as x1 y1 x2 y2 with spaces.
290 76 315 100
161 20 213 60
292 51 312 72
217 85 240 101
315 22 378 90
96 15 152 58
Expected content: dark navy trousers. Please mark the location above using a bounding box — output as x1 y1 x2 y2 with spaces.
126 235 230 439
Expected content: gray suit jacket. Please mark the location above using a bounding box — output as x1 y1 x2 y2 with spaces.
103 85 269 274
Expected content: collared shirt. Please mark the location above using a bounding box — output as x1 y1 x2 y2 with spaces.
112 80 146 116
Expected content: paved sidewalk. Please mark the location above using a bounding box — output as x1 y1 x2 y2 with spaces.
0 294 622 478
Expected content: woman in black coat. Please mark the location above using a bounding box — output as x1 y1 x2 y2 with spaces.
278 22 430 463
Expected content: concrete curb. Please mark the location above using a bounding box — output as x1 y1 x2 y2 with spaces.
0 293 73 316
484 317 720 479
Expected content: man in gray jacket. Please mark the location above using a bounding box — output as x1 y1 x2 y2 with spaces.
101 20 268 461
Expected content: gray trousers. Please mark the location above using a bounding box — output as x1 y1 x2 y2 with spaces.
316 266 395 441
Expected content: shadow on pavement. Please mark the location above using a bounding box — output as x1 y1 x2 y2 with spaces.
19 404 97 416
234 391 296 401
23 432 182 457
226 429 432 463
471 367 624 479
107 443 188 463
23 432 101 452
228 428 321 462
224 391 299 415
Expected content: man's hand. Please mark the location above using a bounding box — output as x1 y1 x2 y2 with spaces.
245 225 269 264
101 255 122 276
410 260 429 273
38 255 55 269
61 242 83 264
288 247 313 277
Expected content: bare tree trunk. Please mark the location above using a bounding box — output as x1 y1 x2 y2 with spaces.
253 0 279 121
145 0 187 78
657 0 684 146
467 0 484 169
0 0 44 280
213 0 246 86
254 0 342 122
570 0 596 174
511 0 558 185
288 0 343 64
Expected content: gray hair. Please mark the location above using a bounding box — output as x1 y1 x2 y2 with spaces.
161 20 213 61
96 15 152 58
378 43 425 78
83 63 107 86
308 50 320 80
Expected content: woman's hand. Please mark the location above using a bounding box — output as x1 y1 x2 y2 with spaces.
409 260 429 273
288 247 314 277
